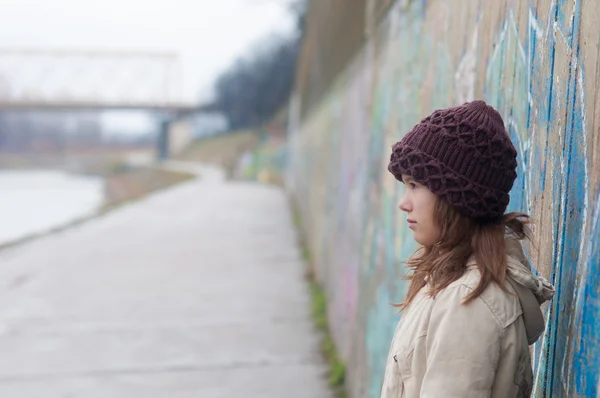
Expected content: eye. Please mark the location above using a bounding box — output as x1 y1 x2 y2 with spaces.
408 182 417 189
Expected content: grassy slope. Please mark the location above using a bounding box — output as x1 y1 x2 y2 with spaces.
175 131 260 177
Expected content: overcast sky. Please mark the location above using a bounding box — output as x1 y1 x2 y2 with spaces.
0 0 296 103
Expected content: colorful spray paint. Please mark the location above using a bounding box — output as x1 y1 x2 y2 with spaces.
289 0 599 396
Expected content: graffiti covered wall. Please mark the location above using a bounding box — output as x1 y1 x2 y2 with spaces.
287 0 600 397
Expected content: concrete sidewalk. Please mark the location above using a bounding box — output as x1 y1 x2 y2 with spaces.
0 165 331 397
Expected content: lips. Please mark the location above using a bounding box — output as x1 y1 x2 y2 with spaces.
407 219 416 229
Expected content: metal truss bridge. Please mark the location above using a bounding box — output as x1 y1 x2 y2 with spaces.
0 49 204 112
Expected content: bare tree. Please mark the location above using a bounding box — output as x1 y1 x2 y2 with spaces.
212 0 306 129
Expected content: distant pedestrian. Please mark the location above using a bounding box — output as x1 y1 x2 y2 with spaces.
380 100 555 398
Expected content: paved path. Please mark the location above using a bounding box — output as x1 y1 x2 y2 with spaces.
0 164 331 397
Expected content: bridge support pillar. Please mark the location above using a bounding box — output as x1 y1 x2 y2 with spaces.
157 119 170 161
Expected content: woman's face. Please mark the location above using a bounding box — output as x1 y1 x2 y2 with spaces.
398 174 439 247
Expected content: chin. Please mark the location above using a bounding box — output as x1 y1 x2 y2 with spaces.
413 233 434 247
412 234 425 246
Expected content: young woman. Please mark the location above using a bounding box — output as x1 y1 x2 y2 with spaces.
380 100 555 398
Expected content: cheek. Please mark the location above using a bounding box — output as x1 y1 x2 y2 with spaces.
421 194 439 234
415 193 435 219
427 202 437 225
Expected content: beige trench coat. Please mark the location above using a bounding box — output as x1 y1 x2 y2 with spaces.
380 239 554 398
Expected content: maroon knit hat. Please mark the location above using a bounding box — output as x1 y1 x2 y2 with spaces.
388 100 518 220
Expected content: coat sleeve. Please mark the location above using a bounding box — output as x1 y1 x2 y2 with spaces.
420 285 502 398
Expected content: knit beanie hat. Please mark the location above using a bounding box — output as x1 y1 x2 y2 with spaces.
388 100 518 220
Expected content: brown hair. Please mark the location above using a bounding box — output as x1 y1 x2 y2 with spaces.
396 197 531 310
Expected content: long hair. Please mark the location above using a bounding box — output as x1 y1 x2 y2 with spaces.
396 197 532 310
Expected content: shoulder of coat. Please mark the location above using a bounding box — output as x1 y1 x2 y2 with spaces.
446 268 523 329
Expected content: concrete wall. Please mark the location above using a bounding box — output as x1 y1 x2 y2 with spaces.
287 0 600 397
294 0 367 120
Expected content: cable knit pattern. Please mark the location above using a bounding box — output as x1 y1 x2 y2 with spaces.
388 100 518 219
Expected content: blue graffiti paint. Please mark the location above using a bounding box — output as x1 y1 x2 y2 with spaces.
533 3 561 393
290 1 598 396
383 192 397 276
366 285 401 397
574 194 600 396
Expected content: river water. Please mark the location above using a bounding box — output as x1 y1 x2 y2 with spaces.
0 170 104 245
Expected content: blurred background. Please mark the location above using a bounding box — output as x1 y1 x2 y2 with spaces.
0 0 304 246
1 0 599 397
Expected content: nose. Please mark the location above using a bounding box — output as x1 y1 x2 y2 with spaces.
398 194 411 213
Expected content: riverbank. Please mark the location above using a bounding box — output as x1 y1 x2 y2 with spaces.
175 130 260 178
0 164 195 252
103 164 195 210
